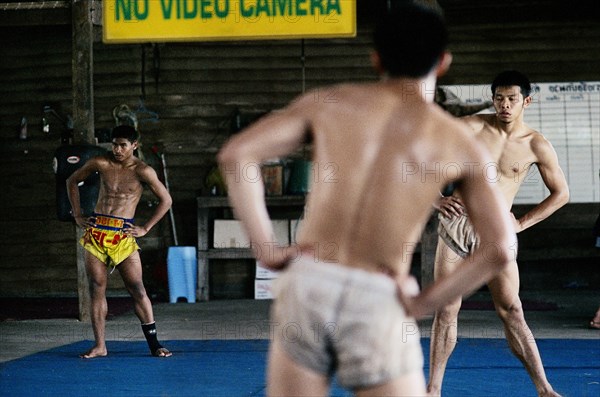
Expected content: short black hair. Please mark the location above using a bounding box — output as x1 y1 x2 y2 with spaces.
491 70 532 98
373 3 448 78
111 125 138 143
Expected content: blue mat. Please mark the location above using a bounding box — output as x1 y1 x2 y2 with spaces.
1 339 598 396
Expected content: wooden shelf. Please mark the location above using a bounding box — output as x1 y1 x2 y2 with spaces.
199 248 253 259
197 195 306 208
196 195 306 301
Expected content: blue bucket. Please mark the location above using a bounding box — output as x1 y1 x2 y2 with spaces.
167 246 197 303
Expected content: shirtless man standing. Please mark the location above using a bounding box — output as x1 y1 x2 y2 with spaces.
427 70 569 396
67 125 173 359
218 5 517 396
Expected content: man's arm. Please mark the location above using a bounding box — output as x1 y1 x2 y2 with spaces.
218 101 311 268
133 164 173 237
66 158 98 228
515 136 569 232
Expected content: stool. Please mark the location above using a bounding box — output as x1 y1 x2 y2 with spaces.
167 246 197 303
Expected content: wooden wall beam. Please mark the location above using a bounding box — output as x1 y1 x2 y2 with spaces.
72 0 95 322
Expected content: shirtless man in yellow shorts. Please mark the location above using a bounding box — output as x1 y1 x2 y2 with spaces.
218 4 517 396
427 71 569 397
67 125 173 359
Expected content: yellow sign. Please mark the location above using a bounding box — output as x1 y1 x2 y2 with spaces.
103 0 356 43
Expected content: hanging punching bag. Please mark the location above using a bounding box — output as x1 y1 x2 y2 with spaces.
53 145 107 222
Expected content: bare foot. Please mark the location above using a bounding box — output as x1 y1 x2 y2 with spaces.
153 347 172 357
590 308 600 329
79 346 107 359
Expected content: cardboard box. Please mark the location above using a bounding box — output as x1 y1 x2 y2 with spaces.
254 278 275 300
213 220 250 248
255 261 281 279
213 219 290 248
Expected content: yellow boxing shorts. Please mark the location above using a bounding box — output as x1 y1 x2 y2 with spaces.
80 213 140 267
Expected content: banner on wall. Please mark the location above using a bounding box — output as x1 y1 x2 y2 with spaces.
102 0 356 43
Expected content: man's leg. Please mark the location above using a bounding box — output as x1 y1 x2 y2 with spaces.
266 338 329 397
487 261 560 397
118 251 154 323
118 251 171 357
267 333 427 397
427 237 463 397
356 370 427 397
80 252 109 358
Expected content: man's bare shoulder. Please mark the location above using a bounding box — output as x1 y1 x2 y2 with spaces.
86 153 111 169
529 127 557 156
461 113 494 132
133 159 159 181
431 107 486 154
299 82 373 106
287 82 381 124
525 124 544 139
432 105 476 135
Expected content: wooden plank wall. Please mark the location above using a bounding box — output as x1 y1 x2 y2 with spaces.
0 1 599 297
0 23 376 297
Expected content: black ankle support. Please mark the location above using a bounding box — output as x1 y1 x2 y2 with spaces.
141 322 163 354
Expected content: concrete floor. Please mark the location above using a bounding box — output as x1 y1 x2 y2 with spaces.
0 289 598 364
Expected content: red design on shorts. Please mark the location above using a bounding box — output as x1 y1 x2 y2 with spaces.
108 233 122 246
92 230 107 247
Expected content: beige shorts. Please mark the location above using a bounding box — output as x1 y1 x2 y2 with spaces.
270 256 423 390
437 212 478 257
